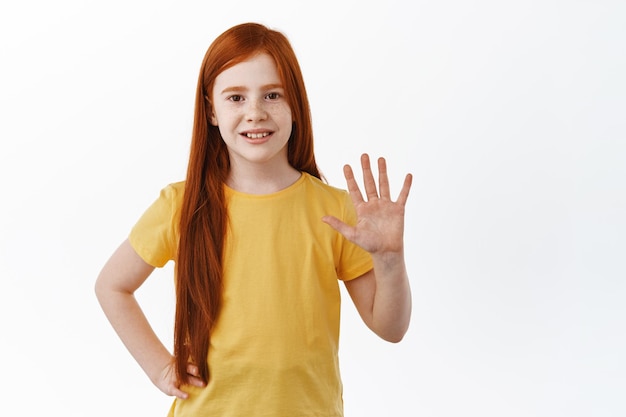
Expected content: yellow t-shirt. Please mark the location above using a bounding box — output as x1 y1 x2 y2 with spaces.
129 173 373 417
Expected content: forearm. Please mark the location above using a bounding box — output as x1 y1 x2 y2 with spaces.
96 286 172 383
369 252 412 342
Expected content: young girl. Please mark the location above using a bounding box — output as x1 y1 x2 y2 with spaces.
95 22 412 416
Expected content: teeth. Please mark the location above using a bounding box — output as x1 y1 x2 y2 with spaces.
246 132 270 139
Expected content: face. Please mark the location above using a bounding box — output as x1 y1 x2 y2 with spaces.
210 53 293 170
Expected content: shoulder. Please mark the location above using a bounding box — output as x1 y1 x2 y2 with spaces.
152 181 185 208
160 181 185 198
299 173 354 219
129 181 185 267
301 173 348 202
137 180 186 223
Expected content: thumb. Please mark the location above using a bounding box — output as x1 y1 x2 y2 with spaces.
322 216 355 240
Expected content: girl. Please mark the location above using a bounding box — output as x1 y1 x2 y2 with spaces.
95 22 412 416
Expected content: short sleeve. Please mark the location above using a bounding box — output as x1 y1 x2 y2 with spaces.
128 183 183 267
336 191 374 281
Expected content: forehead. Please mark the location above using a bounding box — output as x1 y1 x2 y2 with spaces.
213 53 282 92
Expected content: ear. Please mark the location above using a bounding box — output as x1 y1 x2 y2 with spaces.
205 95 218 126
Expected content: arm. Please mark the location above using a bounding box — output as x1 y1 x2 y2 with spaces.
323 154 412 342
94 239 204 399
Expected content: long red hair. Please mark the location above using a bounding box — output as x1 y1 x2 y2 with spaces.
175 22 321 383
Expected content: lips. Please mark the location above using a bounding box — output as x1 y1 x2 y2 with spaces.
240 129 274 143
245 132 271 139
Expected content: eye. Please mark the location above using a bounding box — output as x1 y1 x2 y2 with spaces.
265 92 281 100
228 95 243 102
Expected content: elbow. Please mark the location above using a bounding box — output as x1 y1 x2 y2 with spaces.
387 334 405 344
373 323 409 343
94 275 106 304
381 330 407 344
375 315 411 343
94 272 115 305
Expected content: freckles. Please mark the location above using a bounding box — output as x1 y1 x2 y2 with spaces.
270 103 292 116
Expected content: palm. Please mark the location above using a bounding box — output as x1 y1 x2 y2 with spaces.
324 154 412 255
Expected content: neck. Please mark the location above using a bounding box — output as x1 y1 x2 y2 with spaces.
226 160 301 195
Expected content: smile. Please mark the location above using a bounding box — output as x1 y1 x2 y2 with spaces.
245 132 271 139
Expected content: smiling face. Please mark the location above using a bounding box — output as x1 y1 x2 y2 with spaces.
210 53 293 172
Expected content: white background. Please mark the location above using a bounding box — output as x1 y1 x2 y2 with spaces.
1 1 625 416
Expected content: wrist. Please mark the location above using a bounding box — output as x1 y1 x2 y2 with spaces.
371 249 405 269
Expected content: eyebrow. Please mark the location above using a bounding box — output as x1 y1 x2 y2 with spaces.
220 83 284 95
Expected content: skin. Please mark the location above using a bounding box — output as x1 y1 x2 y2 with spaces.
95 53 412 400
323 154 413 343
209 53 301 194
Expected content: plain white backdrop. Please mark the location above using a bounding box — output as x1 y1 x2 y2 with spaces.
1 1 625 416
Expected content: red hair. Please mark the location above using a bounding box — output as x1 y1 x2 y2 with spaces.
175 22 321 383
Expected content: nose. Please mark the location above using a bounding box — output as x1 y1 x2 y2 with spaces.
245 98 268 122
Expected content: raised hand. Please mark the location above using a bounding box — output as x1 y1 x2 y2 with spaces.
323 154 412 255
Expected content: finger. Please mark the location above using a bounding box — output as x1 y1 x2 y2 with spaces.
188 375 206 388
169 386 190 400
396 173 413 206
186 364 201 377
343 163 364 205
322 216 357 243
360 153 379 200
377 157 390 199
187 364 206 388
186 364 206 387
